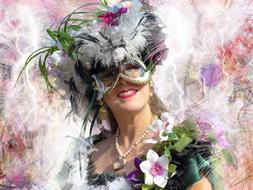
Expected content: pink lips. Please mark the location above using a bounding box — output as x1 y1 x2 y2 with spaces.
117 89 137 99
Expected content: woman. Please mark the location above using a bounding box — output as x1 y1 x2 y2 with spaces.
91 77 213 190
17 0 229 189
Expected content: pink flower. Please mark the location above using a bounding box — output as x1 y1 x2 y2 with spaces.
140 149 169 188
194 110 229 148
145 112 174 144
99 12 116 26
6 160 30 188
98 7 128 26
1 133 26 159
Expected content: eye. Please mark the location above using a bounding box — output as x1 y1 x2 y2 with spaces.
100 67 119 86
123 63 146 78
100 67 119 79
124 63 140 70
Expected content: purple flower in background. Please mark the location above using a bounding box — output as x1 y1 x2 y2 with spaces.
117 7 128 14
215 129 229 148
195 110 229 148
195 117 213 141
127 157 144 186
201 63 223 87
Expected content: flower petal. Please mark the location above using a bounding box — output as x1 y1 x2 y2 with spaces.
146 149 159 162
157 155 169 169
167 116 175 126
145 173 154 185
127 170 141 183
143 139 158 144
154 119 164 128
134 157 142 171
161 112 170 121
159 130 168 142
140 160 152 173
154 176 167 188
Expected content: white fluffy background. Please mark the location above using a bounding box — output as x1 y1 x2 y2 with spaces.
0 0 253 189
153 0 253 189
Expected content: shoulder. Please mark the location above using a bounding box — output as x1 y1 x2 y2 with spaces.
187 177 212 190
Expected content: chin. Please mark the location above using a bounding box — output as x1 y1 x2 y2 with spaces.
115 101 148 114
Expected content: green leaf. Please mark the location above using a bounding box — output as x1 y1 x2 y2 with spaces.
66 25 82 31
99 0 107 5
173 119 199 139
15 47 53 87
207 134 217 143
164 147 172 160
67 18 90 23
141 184 154 190
168 164 177 173
58 31 73 39
222 150 235 164
174 135 192 152
167 133 179 141
47 29 58 41
57 31 74 53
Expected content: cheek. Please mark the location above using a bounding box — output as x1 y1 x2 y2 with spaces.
137 84 150 102
103 90 118 109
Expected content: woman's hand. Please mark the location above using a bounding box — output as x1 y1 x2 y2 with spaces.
187 177 212 190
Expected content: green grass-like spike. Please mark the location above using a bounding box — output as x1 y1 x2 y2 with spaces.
79 90 98 137
89 107 99 136
47 29 58 42
57 3 99 33
39 53 64 98
15 47 53 87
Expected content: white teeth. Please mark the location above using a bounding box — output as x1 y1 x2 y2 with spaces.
118 90 136 97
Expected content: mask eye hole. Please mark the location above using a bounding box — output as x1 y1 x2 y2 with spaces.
100 67 119 86
123 63 146 78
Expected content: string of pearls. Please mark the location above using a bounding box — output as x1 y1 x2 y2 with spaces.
115 115 158 159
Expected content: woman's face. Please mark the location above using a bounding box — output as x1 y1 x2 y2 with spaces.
103 78 151 114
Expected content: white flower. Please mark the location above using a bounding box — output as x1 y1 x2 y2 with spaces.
145 119 167 144
160 112 175 133
140 149 169 188
144 112 175 144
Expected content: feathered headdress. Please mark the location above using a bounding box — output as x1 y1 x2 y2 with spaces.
16 0 168 136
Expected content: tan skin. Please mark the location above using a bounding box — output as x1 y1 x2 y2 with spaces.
91 78 212 190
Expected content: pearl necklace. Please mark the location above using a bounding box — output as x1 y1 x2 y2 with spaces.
112 115 158 170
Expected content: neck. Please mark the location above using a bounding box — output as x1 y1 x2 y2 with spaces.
112 104 153 149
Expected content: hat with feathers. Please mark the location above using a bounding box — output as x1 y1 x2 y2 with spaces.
17 0 168 136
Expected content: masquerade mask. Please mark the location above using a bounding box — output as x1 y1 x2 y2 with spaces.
92 59 151 97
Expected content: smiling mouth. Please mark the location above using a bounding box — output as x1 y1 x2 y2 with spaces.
117 89 137 99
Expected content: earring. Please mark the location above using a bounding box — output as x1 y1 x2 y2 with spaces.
150 80 153 97
150 80 153 87
98 100 108 122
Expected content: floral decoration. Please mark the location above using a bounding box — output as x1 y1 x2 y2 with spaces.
98 7 128 26
140 149 169 188
144 112 175 144
126 114 234 189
